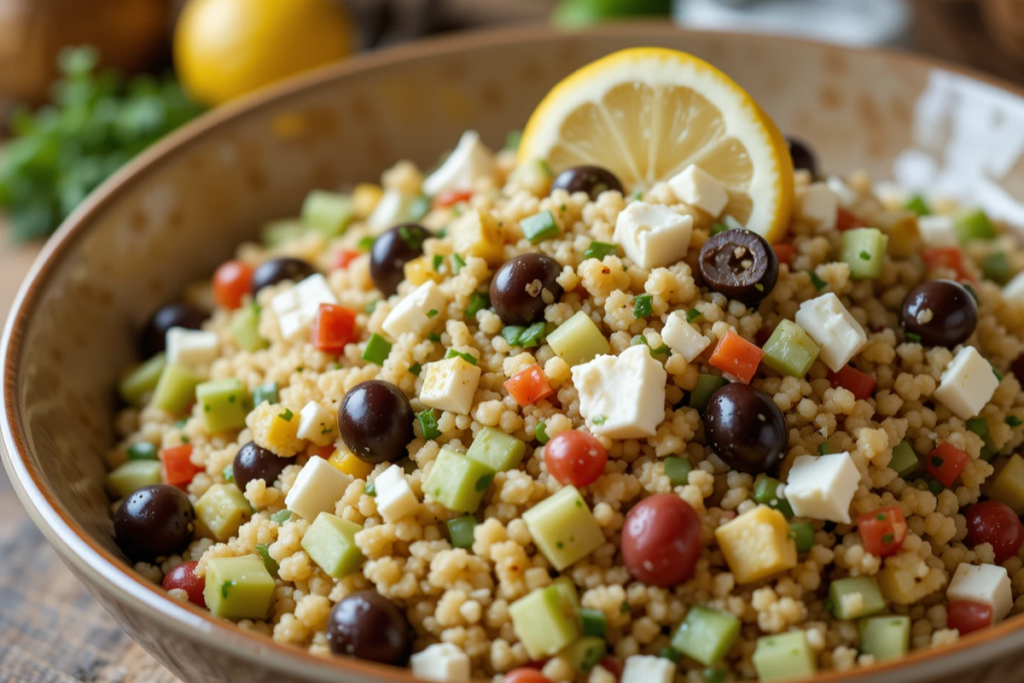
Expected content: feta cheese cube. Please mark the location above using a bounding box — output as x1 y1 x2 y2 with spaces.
613 201 693 270
270 273 338 340
662 311 711 362
668 165 729 217
296 401 336 447
934 346 999 420
796 182 839 230
374 464 420 523
918 215 959 247
947 563 1012 623
621 655 675 683
420 356 482 414
367 188 415 232
571 345 667 439
1002 271 1024 305
826 176 859 206
423 130 495 197
714 505 797 584
382 281 447 339
410 643 471 682
784 452 861 523
166 327 218 367
794 292 868 372
284 456 352 521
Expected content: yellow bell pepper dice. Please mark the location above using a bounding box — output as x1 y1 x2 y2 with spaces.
451 209 505 266
714 505 797 584
985 454 1024 515
328 450 374 480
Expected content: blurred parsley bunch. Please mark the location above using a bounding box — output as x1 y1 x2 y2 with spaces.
0 47 205 241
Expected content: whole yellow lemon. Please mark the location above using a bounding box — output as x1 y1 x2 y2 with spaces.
174 0 354 106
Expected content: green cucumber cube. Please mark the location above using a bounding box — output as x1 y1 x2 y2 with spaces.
522 210 560 243
983 252 1013 285
302 190 354 237
423 447 495 514
664 457 692 486
552 576 581 617
840 228 888 279
152 363 202 414
889 440 919 478
671 605 741 666
902 195 931 217
127 442 159 460
197 378 249 432
547 311 611 366
195 484 252 542
859 615 910 662
118 353 167 406
753 475 795 518
467 426 526 472
762 320 820 378
106 460 163 498
828 576 886 620
509 584 581 659
262 219 307 247
301 512 365 579
788 522 815 554
447 516 477 549
229 305 268 352
580 608 607 637
560 636 606 674
690 374 728 413
955 208 996 243
522 485 605 570
752 631 817 681
204 555 275 621
253 381 279 406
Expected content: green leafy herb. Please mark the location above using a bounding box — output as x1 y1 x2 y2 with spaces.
504 129 523 152
517 322 546 348
364 482 376 497
466 291 490 318
357 236 375 252
427 309 439 318
685 308 702 322
432 254 443 271
906 332 921 342
881 533 894 544
620 601 631 613
278 408 294 422
501 325 526 347
364 300 378 314
362 333 392 366
444 348 478 365
452 253 466 274
859 250 871 260
810 272 827 291
222 465 234 483
127 442 158 461
418 409 441 440
593 415 607 425
270 509 292 524
220 580 237 599
427 332 442 342
966 418 989 437
255 545 278 577
1007 415 1023 427
398 225 427 251
711 222 730 235
633 294 653 318
408 363 422 376
583 241 617 260
535 421 549 445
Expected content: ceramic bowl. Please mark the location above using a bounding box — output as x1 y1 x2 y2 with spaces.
5 23 1024 683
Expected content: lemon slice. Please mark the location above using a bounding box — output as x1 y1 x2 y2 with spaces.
519 48 793 241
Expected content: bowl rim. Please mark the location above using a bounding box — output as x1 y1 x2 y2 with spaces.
5 21 1024 683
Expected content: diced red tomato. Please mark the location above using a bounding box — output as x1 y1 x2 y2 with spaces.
599 657 623 680
161 444 200 488
922 247 977 284
836 208 867 232
709 330 763 384
212 260 255 310
772 243 795 268
433 189 473 209
162 560 206 607
333 248 362 270
947 600 993 636
857 504 908 557
925 442 971 488
310 304 358 353
755 325 774 347
544 430 608 488
504 364 553 407
313 444 335 460
827 365 876 401
503 670 553 683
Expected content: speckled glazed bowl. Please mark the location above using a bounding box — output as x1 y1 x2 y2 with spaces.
5 23 1024 683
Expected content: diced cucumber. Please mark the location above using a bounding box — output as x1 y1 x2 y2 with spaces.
828 576 886 620
985 454 1024 514
152 363 202 414
840 228 888 279
690 374 728 413
752 631 817 681
446 516 477 549
262 219 307 247
671 605 741 666
196 378 249 432
106 460 163 498
467 426 526 472
859 615 910 662
509 584 581 659
664 457 691 486
955 208 996 243
761 320 820 378
551 576 581 618
560 636 606 674
889 440 919 478
118 353 167 406
522 485 605 570
229 305 268 352
522 210 560 243
902 195 931 217
580 608 607 637
983 252 1013 285
300 512 365 579
253 381 279 406
753 475 794 518
788 522 815 554
204 555 275 621
547 311 610 366
195 484 252 542
302 190 354 237
423 447 495 514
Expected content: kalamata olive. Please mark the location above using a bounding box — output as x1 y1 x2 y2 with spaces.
786 136 819 178
900 280 977 348
698 228 778 305
551 165 624 200
233 441 294 491
114 484 195 563
704 383 787 474
326 591 411 665
490 253 564 326
370 223 432 296
139 303 207 358
251 257 316 295
339 380 415 464
621 494 701 587
964 500 1023 564
162 560 206 607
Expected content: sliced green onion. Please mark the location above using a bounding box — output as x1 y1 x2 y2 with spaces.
362 333 392 366
633 294 653 318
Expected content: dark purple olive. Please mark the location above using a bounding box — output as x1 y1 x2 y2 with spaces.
704 383 787 474
140 303 207 358
698 228 778 305
327 591 411 664
786 137 819 178
370 224 432 296
551 165 624 200
490 253 564 326
251 257 316 295
339 381 415 464
233 441 294 491
114 485 195 563
900 280 977 348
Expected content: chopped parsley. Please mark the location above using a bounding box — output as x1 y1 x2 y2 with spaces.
444 348 478 366
364 482 376 497
432 254 443 271
517 322 546 348
810 272 827 291
398 225 426 251
881 533 895 544
593 415 607 425
357 236 375 252
418 409 441 440
452 253 466 274
632 293 653 318
685 308 702 322
466 291 490 318
1007 415 1023 427
535 421 549 445
278 408 294 422
409 363 422 377
427 309 439 318
222 465 234 483
220 580 237 599
906 332 921 342
270 509 292 524
256 544 279 576
859 250 871 260
583 241 618 261
427 332 442 342
364 300 378 314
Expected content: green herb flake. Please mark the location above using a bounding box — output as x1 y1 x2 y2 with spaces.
466 291 490 318
432 254 443 272
270 509 292 524
685 308 702 322
364 300 378 314
501 325 526 347
364 482 376 497
278 409 294 422
409 363 423 377
906 332 921 343
222 465 234 483
620 602 630 613
256 544 279 576
818 441 830 456
859 250 871 261
517 322 546 349
452 253 466 274
632 294 654 318
417 409 441 440
444 348 479 366
882 533 895 544
711 222 729 235
398 225 426 251
427 309 439 318
535 421 549 445
583 241 617 261
427 332 442 342
357 236 375 252
593 415 607 426
220 580 237 599
810 272 827 291
362 333 392 366
1007 415 1023 427
931 456 944 467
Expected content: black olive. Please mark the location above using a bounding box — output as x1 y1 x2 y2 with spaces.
900 280 978 348
114 485 195 563
698 228 778 305
233 441 294 491
338 381 415 464
251 257 316 295
139 303 207 358
786 137 819 178
704 383 787 474
551 165 624 200
370 224 432 296
490 253 564 326
327 591 411 665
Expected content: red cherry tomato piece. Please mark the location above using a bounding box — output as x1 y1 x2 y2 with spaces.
544 430 607 488
856 504 908 557
504 364 553 407
599 657 623 680
708 329 763 384
161 444 201 488
504 670 553 683
311 303 358 353
162 560 206 607
926 442 971 488
334 248 362 269
772 243 795 268
836 208 866 232
922 247 977 284
827 365 876 401
947 600 993 635
621 494 701 587
212 260 255 310
434 189 474 209
964 500 1024 564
